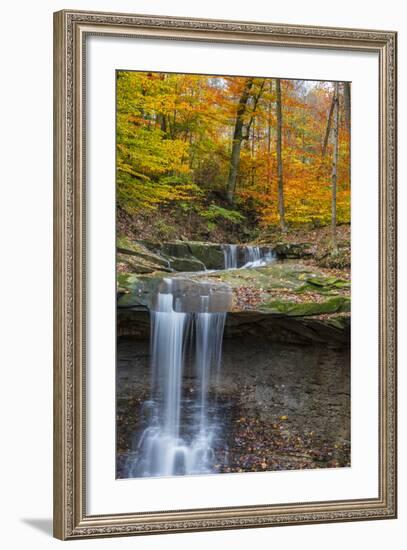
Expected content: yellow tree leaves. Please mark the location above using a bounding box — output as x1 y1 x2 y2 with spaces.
116 71 350 228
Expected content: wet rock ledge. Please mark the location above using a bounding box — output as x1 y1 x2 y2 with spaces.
117 237 313 274
117 240 350 347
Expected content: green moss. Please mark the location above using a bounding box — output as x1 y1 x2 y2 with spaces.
260 296 350 316
168 256 205 272
117 235 138 252
303 275 350 289
187 242 225 270
117 272 132 288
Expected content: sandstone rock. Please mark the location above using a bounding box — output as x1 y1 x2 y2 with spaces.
167 256 206 272
273 242 313 259
187 242 225 269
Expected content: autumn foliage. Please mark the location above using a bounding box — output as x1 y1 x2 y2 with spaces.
117 71 350 231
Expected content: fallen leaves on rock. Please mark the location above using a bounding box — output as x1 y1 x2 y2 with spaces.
214 405 350 474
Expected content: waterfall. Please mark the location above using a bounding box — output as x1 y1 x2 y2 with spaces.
223 244 275 269
126 241 274 478
242 246 275 268
222 244 238 269
129 279 229 478
244 246 261 266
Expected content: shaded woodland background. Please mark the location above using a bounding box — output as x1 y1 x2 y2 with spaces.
117 71 350 249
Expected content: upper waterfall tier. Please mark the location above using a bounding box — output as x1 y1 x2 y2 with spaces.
117 238 314 274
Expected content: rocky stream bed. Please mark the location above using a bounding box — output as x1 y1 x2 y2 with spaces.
116 238 351 477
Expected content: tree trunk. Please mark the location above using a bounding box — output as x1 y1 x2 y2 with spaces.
331 82 340 253
267 80 273 193
343 82 351 188
322 95 335 157
226 78 254 203
157 73 168 134
343 82 351 131
276 78 286 231
251 119 256 186
157 113 167 133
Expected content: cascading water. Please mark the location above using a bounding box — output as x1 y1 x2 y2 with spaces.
126 242 274 478
222 244 275 269
222 244 238 269
244 245 261 266
128 278 231 478
243 246 275 268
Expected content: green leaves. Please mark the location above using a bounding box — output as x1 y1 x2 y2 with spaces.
201 205 246 224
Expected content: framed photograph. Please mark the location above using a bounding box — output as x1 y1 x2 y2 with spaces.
53 9 397 540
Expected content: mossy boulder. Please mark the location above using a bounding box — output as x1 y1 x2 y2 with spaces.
161 242 192 258
187 242 225 270
316 247 351 269
117 237 171 274
136 240 225 271
117 273 165 309
273 242 313 259
168 256 206 272
117 238 208 274
117 253 169 274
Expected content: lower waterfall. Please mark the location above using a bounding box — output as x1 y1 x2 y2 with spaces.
128 278 230 478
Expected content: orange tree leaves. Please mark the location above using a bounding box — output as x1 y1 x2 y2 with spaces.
117 71 350 228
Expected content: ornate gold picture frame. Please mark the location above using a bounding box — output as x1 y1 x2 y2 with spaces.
53 9 397 540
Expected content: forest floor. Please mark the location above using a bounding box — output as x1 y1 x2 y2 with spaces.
215 399 351 474
117 198 253 244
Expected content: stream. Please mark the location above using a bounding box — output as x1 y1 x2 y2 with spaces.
117 246 350 479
